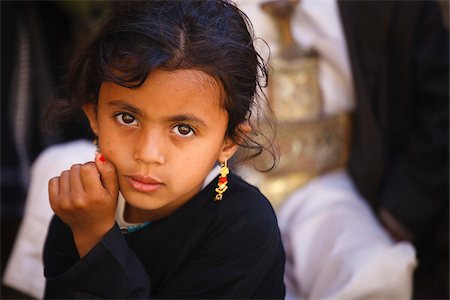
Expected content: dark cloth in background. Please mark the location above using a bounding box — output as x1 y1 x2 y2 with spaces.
2 2 102 215
1 2 100 298
340 1 449 298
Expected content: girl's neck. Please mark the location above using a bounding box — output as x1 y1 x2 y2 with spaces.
123 192 196 223
124 203 161 223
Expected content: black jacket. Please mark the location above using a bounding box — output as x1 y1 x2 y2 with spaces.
340 0 449 243
339 1 448 297
44 173 286 299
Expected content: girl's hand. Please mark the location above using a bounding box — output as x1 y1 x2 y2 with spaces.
48 153 119 257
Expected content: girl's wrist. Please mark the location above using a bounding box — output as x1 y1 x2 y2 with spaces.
72 221 116 258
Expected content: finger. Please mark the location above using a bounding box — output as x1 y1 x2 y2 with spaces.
80 161 103 193
69 164 85 192
59 170 71 196
48 176 60 210
94 152 119 197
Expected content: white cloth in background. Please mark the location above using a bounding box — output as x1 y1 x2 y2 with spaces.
279 170 416 300
236 0 417 299
3 140 96 299
236 0 355 116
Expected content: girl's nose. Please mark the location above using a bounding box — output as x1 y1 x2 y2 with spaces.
133 129 166 165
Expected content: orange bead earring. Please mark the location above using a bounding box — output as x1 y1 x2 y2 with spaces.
215 159 229 201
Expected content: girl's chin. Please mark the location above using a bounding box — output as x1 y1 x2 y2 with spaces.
124 198 166 219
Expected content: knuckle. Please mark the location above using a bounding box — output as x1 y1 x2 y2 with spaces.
49 197 59 212
48 176 59 187
60 170 70 177
49 176 59 183
51 199 67 214
49 192 90 214
72 199 86 210
58 196 71 210
70 164 82 172
70 192 86 209
81 162 98 174
60 197 81 211
84 161 96 168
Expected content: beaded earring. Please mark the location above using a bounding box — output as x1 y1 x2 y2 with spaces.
215 159 229 201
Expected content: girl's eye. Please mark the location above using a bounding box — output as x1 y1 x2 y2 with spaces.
172 124 194 137
115 113 138 126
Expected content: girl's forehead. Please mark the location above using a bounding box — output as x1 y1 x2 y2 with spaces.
98 69 225 114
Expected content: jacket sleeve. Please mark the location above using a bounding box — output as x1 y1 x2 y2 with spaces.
379 1 449 241
44 215 151 299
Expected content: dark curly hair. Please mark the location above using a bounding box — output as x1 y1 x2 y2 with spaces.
47 0 276 169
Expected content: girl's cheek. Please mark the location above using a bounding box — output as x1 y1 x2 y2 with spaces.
100 140 115 157
100 147 120 172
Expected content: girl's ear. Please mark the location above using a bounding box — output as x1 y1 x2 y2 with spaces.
218 122 251 162
82 103 99 136
218 136 239 163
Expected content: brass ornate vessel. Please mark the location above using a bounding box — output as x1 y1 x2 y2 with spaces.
260 0 322 122
251 0 352 209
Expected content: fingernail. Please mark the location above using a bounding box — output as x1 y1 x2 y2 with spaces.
99 154 106 163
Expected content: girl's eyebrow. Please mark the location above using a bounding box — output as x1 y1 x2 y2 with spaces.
108 99 143 117
107 99 208 128
167 115 208 129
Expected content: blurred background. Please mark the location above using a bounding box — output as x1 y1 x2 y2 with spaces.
1 1 449 299
2 2 110 298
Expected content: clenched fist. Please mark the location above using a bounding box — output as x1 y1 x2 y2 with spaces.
48 152 119 257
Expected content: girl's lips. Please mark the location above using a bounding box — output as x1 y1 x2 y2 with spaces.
126 175 163 193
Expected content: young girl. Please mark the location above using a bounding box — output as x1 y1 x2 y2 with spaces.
43 1 285 298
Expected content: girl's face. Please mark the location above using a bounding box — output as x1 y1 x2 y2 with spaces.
83 69 238 222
